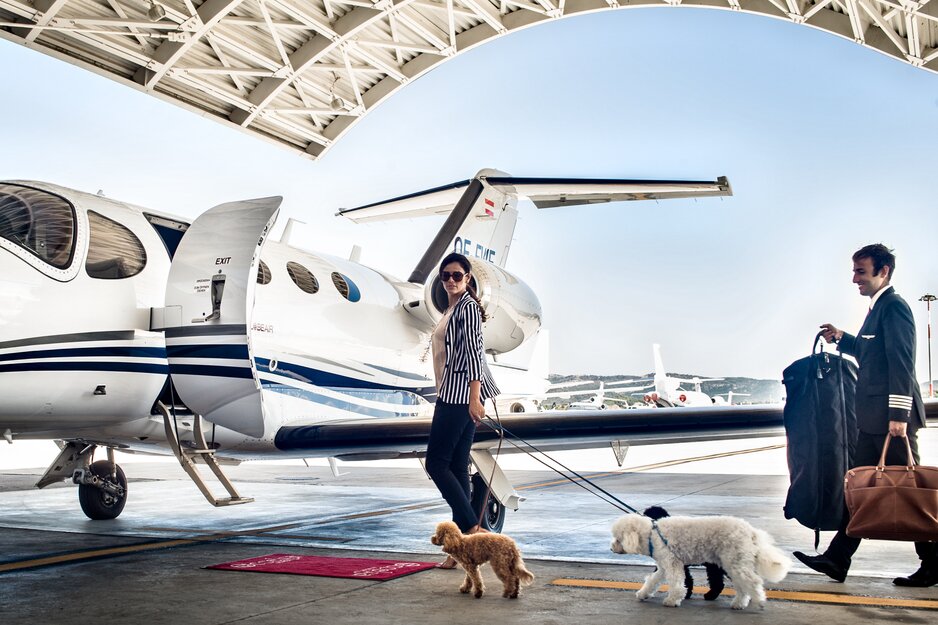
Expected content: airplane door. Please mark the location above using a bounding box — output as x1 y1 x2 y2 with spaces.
164 196 281 438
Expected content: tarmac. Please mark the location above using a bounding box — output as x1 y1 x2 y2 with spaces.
0 433 936 624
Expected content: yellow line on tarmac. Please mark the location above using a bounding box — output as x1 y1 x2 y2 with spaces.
0 521 307 573
519 444 785 490
0 538 199 573
550 579 938 610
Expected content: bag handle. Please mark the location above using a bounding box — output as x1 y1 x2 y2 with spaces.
877 433 916 469
812 331 825 355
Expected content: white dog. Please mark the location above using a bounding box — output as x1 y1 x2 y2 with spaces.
610 514 790 610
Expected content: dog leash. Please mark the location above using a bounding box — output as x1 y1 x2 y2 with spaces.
479 417 639 515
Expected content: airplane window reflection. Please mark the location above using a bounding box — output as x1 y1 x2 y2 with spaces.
257 260 271 285
286 261 319 293
331 272 360 302
0 183 75 269
85 211 146 279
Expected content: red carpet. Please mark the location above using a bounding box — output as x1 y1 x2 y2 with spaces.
207 554 438 580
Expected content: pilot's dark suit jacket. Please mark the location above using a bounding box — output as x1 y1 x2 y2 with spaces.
838 286 926 434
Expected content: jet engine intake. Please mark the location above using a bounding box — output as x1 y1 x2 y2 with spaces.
423 260 541 354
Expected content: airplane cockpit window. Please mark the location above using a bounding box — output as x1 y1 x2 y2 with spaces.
287 261 319 294
257 260 271 285
331 272 361 302
0 183 76 269
85 211 147 279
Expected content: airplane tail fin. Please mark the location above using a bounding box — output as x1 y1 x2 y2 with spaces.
338 168 518 282
653 343 668 397
339 171 731 284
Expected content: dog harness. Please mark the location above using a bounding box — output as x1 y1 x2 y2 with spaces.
648 520 670 557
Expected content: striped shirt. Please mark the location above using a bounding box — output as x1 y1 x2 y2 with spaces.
437 291 500 404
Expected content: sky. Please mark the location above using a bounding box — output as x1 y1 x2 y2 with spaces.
2 8 938 382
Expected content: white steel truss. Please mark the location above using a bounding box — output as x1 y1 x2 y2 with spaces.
2 0 936 159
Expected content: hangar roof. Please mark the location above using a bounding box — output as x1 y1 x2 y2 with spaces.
2 0 936 160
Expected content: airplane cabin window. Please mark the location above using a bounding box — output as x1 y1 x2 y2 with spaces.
286 261 319 293
257 260 271 285
85 211 147 279
0 183 76 269
331 272 361 302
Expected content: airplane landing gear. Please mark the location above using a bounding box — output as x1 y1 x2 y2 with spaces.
470 472 505 533
74 460 127 520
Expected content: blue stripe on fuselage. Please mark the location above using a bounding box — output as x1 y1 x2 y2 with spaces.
255 357 435 397
0 361 169 374
166 343 250 359
0 346 166 362
260 381 423 418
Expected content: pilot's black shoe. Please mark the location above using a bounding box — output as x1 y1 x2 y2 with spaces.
793 551 848 583
893 563 938 587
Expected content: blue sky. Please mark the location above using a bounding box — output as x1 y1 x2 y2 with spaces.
2 8 937 381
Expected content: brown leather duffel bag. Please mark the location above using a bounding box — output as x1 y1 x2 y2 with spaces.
844 434 938 541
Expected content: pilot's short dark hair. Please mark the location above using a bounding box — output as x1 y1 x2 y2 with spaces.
853 243 895 280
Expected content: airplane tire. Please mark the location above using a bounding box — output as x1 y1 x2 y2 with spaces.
78 460 127 520
470 472 505 533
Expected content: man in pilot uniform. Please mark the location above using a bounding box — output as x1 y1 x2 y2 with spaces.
794 244 935 587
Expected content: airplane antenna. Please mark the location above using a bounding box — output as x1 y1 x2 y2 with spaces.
280 218 305 245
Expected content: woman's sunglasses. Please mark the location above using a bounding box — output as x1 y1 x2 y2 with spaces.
440 271 466 282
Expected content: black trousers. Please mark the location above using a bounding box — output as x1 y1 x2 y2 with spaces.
426 400 477 532
825 430 937 569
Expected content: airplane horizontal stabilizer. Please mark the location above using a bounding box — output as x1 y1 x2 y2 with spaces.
337 180 470 223
337 176 732 221
486 176 732 209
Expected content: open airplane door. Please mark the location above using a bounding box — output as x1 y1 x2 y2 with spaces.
163 197 281 438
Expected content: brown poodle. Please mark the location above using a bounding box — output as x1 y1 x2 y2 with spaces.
430 521 535 598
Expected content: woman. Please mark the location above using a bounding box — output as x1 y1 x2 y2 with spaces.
426 252 500 567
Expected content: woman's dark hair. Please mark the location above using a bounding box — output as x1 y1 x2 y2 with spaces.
439 252 487 321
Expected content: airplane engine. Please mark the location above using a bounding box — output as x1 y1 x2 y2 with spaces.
422 260 542 354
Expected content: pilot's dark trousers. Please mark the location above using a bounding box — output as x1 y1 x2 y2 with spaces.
825 430 938 569
426 400 478 532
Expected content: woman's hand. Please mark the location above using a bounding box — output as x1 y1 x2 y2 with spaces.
468 380 484 424
469 397 485 424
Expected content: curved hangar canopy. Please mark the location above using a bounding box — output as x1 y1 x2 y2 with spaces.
2 1 936 160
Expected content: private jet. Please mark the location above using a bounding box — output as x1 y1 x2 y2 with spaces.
1 170 798 530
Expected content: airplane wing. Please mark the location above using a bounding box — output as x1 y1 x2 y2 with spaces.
273 403 788 459
276 399 938 460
